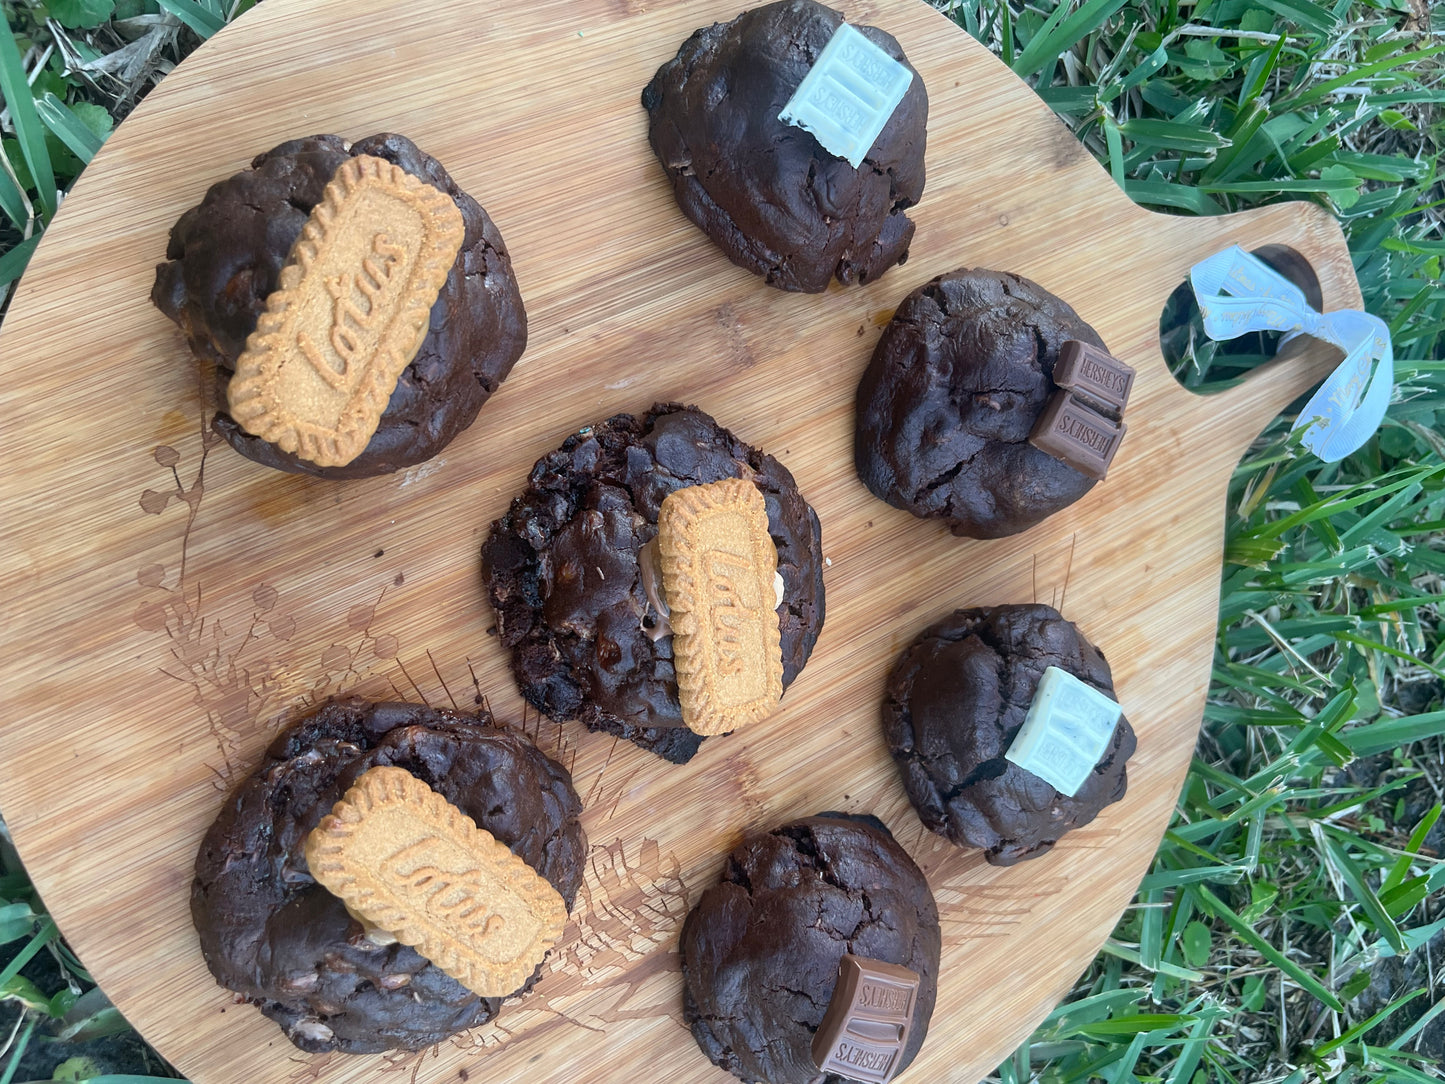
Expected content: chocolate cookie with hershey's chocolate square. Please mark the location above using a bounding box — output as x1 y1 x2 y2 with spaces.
680 813 940 1084
854 268 1113 537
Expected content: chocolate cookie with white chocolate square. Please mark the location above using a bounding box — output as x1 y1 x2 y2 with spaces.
642 0 928 292
882 603 1136 865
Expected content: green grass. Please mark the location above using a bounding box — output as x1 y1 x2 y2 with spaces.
2 1 1443 1082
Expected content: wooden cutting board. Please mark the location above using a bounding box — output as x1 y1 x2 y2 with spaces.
0 0 1359 1081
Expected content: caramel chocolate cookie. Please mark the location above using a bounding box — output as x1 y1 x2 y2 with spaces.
482 404 825 763
882 604 1136 865
642 0 928 292
153 133 526 479
227 155 465 467
681 813 940 1084
191 699 585 1054
855 268 1111 537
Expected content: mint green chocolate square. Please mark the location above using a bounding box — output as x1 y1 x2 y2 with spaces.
1005 666 1122 796
777 23 913 169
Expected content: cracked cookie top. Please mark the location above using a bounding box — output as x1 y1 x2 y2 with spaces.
680 813 939 1084
882 604 1136 865
854 268 1107 537
642 0 928 293
481 403 826 765
191 698 585 1054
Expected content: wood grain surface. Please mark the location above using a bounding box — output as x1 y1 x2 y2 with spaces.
0 0 1361 1081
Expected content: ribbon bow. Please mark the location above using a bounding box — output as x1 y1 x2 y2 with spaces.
1189 246 1393 462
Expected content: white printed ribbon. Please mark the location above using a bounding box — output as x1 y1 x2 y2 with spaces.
1189 246 1393 462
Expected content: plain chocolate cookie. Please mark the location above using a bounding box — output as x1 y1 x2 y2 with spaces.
642 0 928 293
482 403 826 764
192 699 585 1054
153 133 527 479
855 268 1110 537
883 604 1135 865
680 813 940 1084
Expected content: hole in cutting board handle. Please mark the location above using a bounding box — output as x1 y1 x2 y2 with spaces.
1250 244 1324 310
1158 244 1323 397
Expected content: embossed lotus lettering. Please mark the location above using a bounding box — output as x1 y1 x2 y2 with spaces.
379 835 549 962
227 156 464 468
304 765 566 996
658 478 783 735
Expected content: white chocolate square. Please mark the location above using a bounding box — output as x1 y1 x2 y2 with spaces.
1005 666 1122 796
777 23 913 169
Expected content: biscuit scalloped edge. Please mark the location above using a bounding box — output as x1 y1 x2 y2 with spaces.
226 154 465 468
303 765 567 998
659 477 784 736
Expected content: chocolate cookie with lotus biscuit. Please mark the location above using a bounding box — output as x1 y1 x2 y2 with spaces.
642 0 928 292
152 133 526 479
855 268 1111 537
482 403 826 764
191 698 585 1054
680 813 940 1084
882 604 1136 865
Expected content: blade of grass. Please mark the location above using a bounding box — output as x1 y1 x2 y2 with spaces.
1123 178 1224 213
1191 886 1343 1010
1103 114 1126 188
1388 995 1445 1051
1166 1012 1217 1084
154 0 225 38
33 92 103 165
1198 173 1359 196
1105 1031 1151 1084
0 917 57 990
1138 865 1247 891
1201 99 1269 183
0 149 27 230
0 5 57 220
1291 43 1445 108
0 1018 35 1084
1012 0 1129 81
1118 117 1232 153
1357 1047 1441 1084
1341 710 1445 757
1378 875 1430 917
1381 804 1442 894
1069 1017 1190 1040
0 234 41 294
1317 827 1406 953
1255 0 1339 35
1100 938 1205 982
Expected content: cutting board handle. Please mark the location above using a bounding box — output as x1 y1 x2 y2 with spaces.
1155 198 1361 453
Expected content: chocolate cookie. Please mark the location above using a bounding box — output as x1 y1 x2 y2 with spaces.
681 813 940 1084
192 699 585 1054
855 268 1109 538
152 133 527 478
883 604 1135 865
642 0 928 292
482 404 826 764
